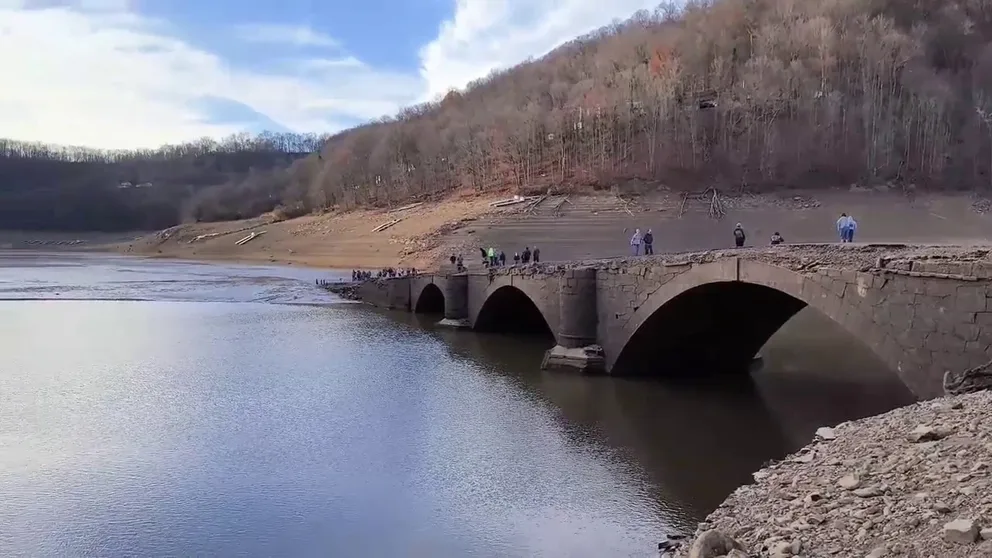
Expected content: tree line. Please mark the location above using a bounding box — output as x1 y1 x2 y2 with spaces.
8 0 992 232
0 133 327 231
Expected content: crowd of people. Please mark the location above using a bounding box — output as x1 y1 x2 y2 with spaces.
440 246 544 273
627 213 859 255
477 246 541 267
350 267 417 281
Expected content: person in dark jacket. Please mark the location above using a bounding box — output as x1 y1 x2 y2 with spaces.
770 232 784 245
532 247 540 263
522 247 531 263
733 223 746 248
479 247 488 267
498 251 506 266
513 252 521 264
643 229 654 255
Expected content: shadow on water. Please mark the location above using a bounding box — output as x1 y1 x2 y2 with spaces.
379 305 915 524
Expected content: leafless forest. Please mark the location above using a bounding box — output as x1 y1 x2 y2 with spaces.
6 0 992 231
291 0 992 210
0 133 325 230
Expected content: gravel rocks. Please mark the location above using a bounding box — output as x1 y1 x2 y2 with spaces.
670 390 992 558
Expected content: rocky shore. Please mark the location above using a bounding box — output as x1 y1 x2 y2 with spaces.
319 281 362 301
667 389 992 558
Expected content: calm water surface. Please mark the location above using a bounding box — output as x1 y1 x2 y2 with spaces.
0 252 915 557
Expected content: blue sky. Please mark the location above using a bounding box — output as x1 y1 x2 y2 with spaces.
0 0 660 149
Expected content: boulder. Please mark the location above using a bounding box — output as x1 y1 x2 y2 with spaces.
815 426 837 440
943 519 979 544
907 425 950 443
838 473 861 490
687 529 743 558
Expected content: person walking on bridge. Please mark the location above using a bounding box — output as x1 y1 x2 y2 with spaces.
630 228 642 256
733 223 746 248
846 215 858 242
837 213 857 243
487 247 497 267
643 229 654 255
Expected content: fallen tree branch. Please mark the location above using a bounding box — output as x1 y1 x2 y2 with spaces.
372 218 402 233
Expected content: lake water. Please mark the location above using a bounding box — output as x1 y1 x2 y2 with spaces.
0 252 915 557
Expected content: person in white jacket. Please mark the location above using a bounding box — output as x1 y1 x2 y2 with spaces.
630 228 642 255
836 213 858 243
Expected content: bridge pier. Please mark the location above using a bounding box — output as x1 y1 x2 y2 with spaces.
438 273 470 328
542 267 605 373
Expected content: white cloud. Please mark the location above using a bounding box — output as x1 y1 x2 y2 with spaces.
233 23 338 48
0 4 421 148
0 0 657 149
418 0 660 100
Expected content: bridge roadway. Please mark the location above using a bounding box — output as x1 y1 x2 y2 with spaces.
359 243 992 399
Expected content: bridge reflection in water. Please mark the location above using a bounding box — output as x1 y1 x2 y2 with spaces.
380 304 914 524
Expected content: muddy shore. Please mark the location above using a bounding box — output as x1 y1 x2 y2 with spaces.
45 188 992 272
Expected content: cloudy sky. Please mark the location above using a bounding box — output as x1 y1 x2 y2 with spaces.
0 0 659 149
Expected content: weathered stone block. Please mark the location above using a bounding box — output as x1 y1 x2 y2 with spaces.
976 312 992 327
973 263 992 279
924 279 958 298
912 316 939 333
887 303 915 325
955 285 987 313
954 323 982 342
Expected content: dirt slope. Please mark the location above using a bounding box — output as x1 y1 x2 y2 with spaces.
109 188 992 271
109 194 511 270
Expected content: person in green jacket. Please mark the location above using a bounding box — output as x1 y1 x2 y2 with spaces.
487 247 496 267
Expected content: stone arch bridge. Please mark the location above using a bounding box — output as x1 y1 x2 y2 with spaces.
358 245 992 399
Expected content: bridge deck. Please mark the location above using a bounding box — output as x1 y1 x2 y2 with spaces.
469 243 992 276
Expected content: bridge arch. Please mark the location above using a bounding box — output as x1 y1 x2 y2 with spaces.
608 260 906 389
475 285 555 337
414 283 445 314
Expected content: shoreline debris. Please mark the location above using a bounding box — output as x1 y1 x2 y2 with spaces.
388 202 423 214
372 218 402 233
489 195 538 208
235 231 266 246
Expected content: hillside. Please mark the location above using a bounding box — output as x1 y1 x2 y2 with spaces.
280 0 992 213
8 0 992 235
0 133 325 232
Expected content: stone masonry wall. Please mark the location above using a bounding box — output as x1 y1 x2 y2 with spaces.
594 256 992 399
